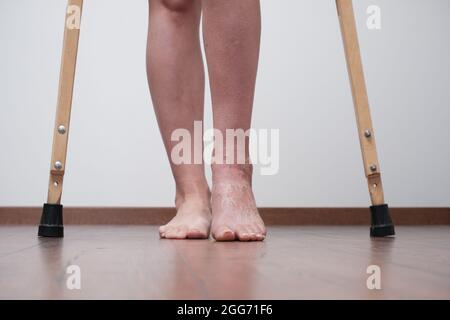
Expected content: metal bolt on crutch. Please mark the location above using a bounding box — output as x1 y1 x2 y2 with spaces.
38 0 394 237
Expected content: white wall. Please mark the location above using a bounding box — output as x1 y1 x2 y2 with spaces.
1 0 449 207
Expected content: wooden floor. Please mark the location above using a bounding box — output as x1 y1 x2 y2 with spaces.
0 225 449 299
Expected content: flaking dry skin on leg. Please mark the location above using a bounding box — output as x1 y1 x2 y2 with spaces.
202 0 266 241
211 166 266 241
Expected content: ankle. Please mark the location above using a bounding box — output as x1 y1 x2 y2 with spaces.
212 164 253 184
175 181 211 209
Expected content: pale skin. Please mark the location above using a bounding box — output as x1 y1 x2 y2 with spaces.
146 0 266 241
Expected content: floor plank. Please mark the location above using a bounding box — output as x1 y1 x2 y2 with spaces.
0 226 449 299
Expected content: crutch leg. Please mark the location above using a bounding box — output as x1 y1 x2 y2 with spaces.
336 0 395 237
38 0 84 237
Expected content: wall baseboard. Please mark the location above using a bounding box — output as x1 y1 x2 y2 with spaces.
0 207 449 225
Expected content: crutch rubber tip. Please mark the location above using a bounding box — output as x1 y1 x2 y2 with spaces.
38 203 64 237
370 204 395 237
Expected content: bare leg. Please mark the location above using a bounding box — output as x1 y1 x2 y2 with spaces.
202 0 266 241
147 0 211 239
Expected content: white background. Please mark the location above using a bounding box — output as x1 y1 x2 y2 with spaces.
1 0 449 207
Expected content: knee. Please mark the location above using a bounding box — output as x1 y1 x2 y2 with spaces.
160 0 195 12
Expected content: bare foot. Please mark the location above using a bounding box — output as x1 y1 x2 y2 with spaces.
159 194 212 239
211 166 266 241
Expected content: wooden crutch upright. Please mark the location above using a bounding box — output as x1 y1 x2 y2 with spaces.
336 0 394 237
38 0 84 237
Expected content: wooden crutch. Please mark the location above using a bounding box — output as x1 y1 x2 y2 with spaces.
336 0 394 237
38 0 83 237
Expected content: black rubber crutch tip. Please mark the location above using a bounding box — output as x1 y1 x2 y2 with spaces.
370 204 395 237
38 203 64 237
